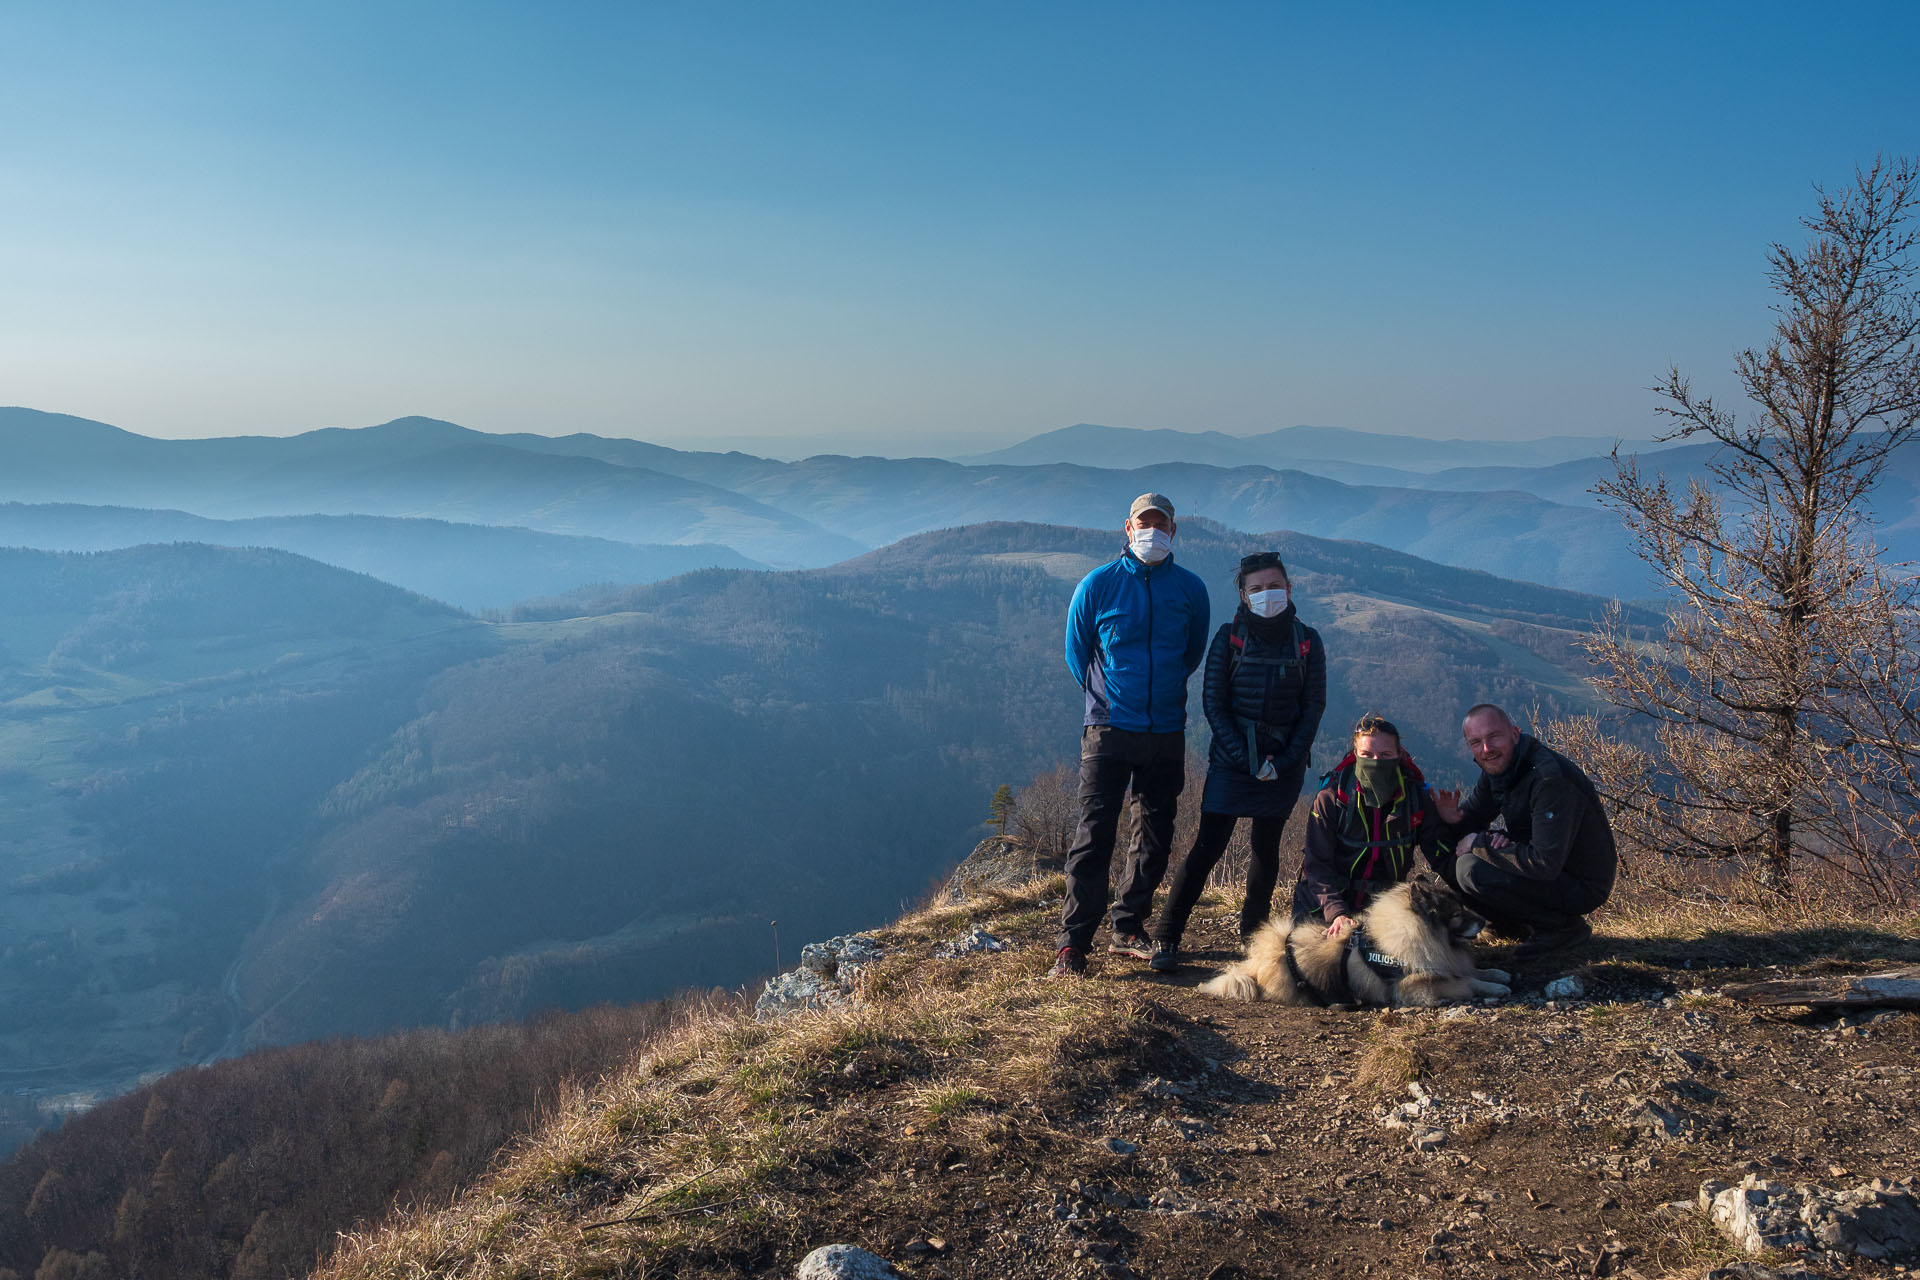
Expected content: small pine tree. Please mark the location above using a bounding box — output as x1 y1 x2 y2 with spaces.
986 784 1015 834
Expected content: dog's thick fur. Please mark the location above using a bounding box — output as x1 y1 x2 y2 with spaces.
1199 873 1512 1007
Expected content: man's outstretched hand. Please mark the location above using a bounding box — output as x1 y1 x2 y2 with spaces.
1433 787 1465 824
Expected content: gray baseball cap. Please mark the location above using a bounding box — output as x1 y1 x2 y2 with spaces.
1129 492 1175 520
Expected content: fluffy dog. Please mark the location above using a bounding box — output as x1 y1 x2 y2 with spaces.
1199 873 1512 1007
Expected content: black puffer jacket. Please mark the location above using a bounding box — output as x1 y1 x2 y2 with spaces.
1198 604 1327 817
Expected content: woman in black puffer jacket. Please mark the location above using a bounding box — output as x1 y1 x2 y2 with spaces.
1148 552 1326 969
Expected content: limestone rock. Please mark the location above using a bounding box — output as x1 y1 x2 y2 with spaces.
944 834 1047 903
1702 1174 1920 1261
933 925 1009 958
755 934 885 1021
795 1243 902 1279
1705 1177 1819 1254
1803 1179 1920 1260
1544 975 1586 1000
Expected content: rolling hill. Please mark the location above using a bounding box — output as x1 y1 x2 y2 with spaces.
0 522 1639 1137
0 544 492 1123
0 410 862 569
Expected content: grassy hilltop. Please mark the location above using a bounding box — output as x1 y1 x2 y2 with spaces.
312 871 1920 1280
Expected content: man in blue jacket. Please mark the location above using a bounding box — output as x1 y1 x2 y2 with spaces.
1053 492 1211 977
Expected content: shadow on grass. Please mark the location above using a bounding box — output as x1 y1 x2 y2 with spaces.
1114 994 1291 1105
1597 925 1920 971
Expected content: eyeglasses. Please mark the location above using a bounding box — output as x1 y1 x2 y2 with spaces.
1239 553 1283 570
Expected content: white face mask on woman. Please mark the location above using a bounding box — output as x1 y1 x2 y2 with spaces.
1247 587 1289 617
1129 526 1173 564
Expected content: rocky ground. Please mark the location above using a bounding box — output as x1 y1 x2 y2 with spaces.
320 872 1920 1280
803 909 1917 1280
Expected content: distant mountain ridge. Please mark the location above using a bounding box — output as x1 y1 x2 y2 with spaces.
0 503 763 611
955 421 1657 472
1 407 1669 595
32 406 1916 600
0 409 863 569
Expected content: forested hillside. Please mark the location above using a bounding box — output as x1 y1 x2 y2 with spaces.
0 545 492 1142
0 998 708 1280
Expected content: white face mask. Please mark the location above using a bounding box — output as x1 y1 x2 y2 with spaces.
1247 587 1289 618
1129 526 1173 563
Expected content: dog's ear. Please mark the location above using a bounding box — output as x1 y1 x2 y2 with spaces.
1405 873 1443 921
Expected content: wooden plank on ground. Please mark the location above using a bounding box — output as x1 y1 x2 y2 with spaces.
1720 966 1920 1009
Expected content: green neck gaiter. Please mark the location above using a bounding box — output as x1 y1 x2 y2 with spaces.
1354 757 1398 807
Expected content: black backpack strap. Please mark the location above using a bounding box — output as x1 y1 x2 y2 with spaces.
1284 933 1331 1006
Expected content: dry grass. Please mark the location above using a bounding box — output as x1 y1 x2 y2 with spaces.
1593 857 1920 972
1349 1012 1491 1099
317 861 1920 1280
316 875 1154 1280
1352 1018 1429 1097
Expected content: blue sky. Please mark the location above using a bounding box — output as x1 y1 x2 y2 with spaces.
2 2 1916 453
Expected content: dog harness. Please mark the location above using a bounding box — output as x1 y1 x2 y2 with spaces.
1346 923 1407 983
1284 921 1405 1006
1283 936 1334 1007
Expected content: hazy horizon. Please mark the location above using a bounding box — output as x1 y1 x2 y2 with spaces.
2 404 1659 462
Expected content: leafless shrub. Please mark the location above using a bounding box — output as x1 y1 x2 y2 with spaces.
1010 763 1080 872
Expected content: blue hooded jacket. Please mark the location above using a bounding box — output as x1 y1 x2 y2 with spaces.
1064 551 1211 732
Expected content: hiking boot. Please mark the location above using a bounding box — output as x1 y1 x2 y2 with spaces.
1048 947 1087 979
1513 916 1594 959
1108 931 1154 960
1148 939 1181 973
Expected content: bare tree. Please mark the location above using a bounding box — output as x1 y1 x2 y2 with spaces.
1581 157 1920 901
1012 764 1081 873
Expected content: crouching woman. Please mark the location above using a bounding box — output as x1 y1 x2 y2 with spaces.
1149 552 1325 969
1291 714 1447 941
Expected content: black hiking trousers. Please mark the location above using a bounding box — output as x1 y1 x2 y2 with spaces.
1153 811 1289 947
1454 853 1611 934
1058 726 1186 952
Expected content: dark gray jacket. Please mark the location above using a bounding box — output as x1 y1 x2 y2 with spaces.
1440 735 1617 897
